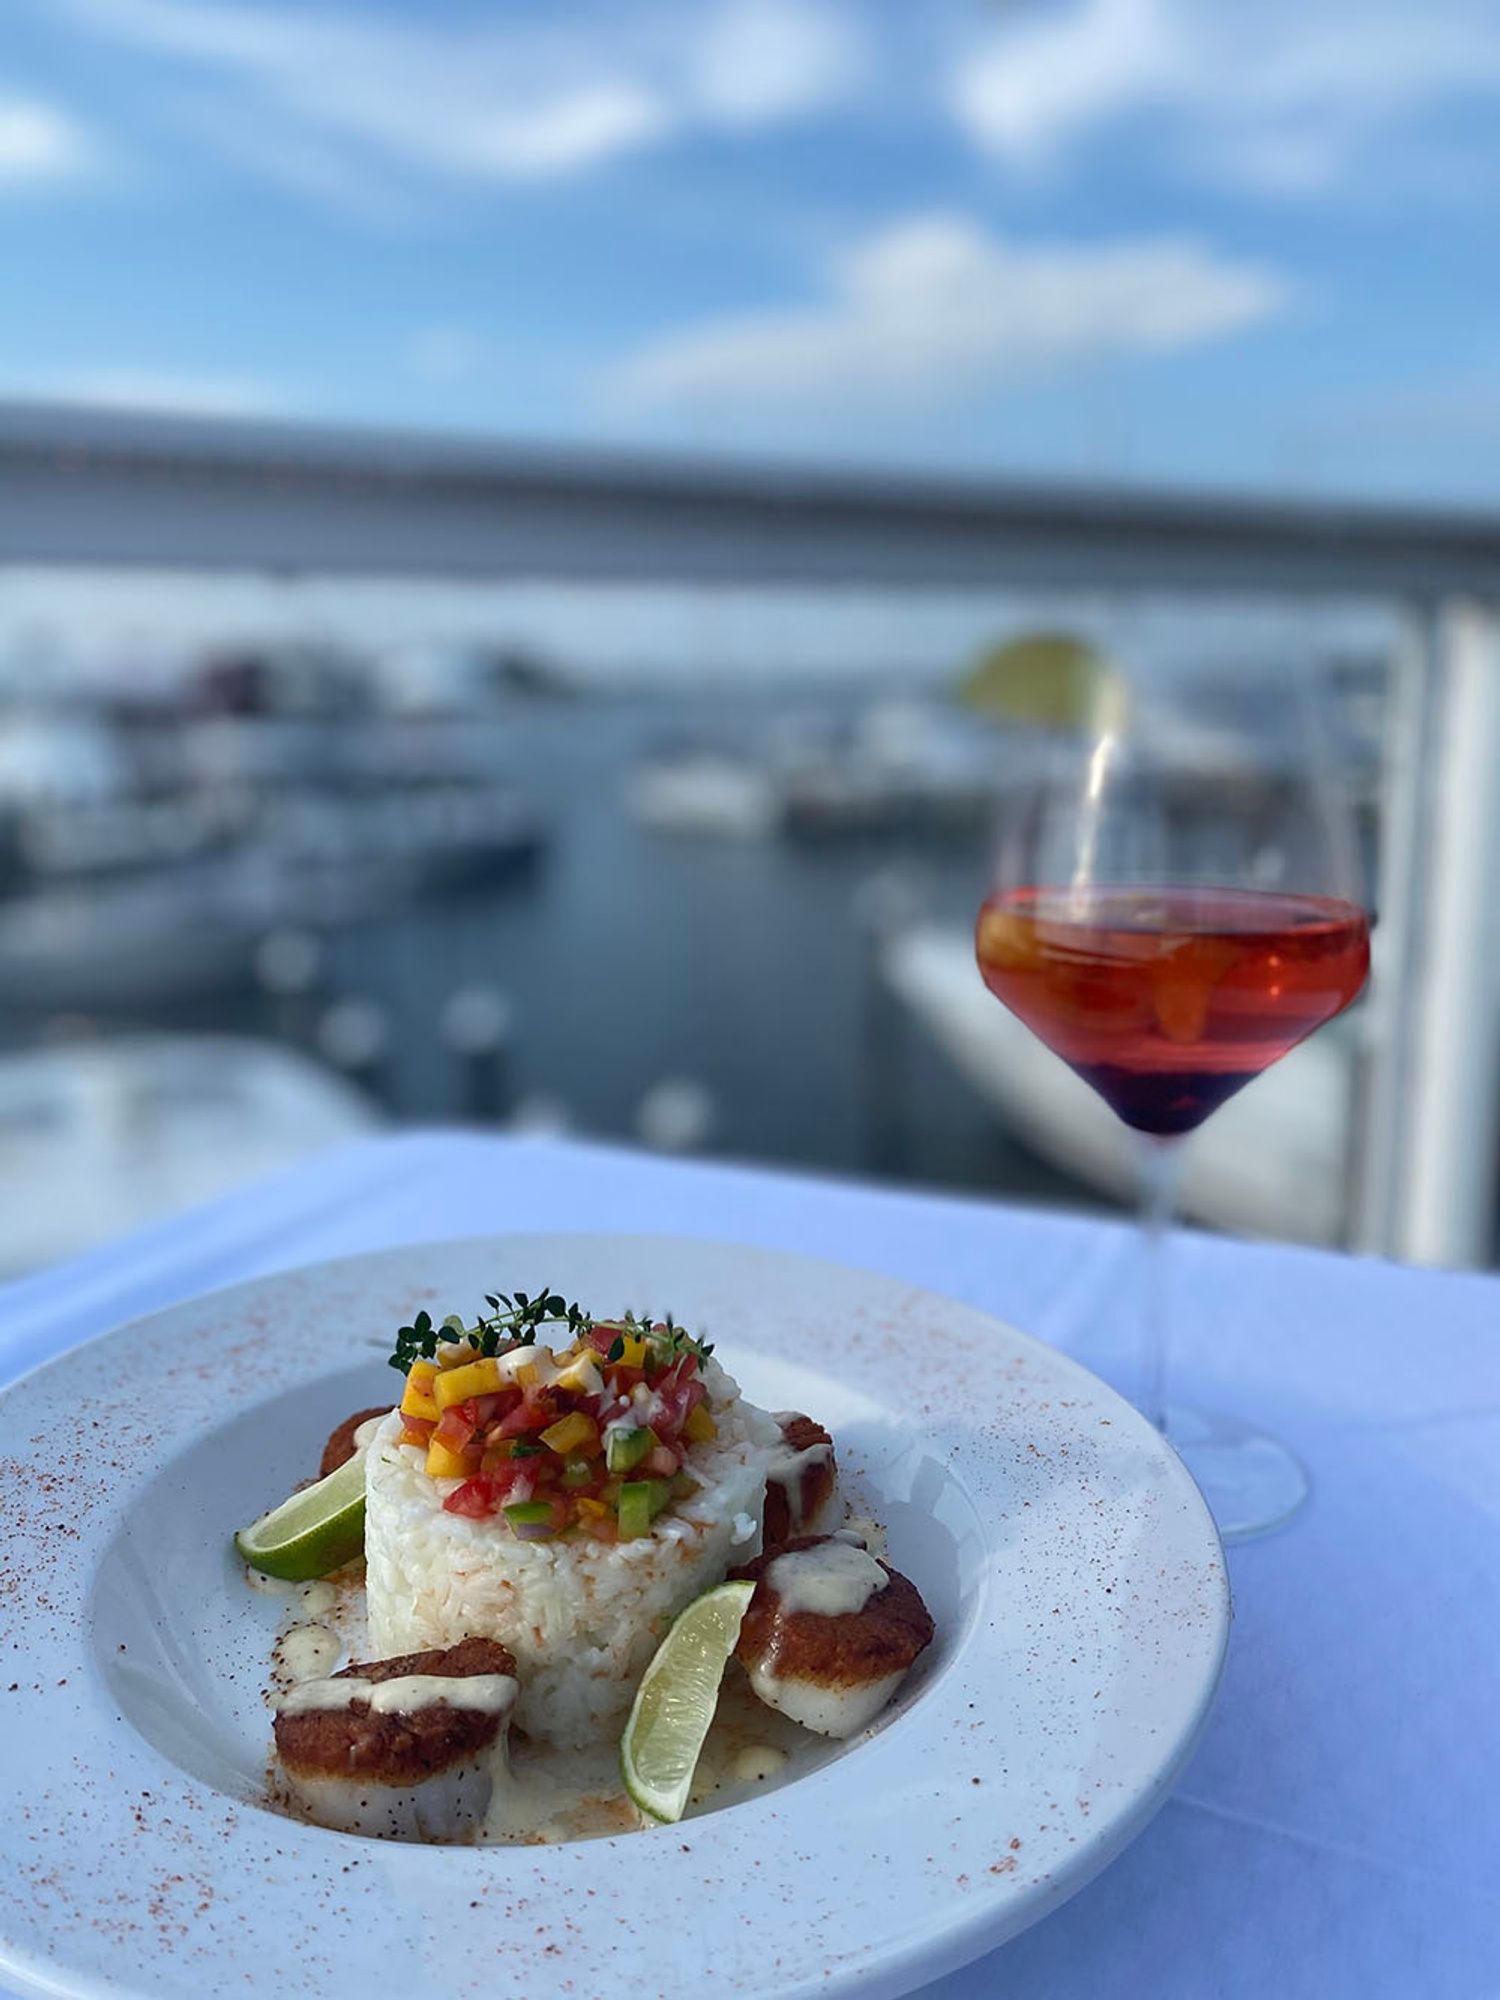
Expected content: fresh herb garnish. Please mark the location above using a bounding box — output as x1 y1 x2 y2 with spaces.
664 1310 714 1362
387 1288 713 1373
388 1286 591 1372
390 1308 435 1373
621 1307 713 1362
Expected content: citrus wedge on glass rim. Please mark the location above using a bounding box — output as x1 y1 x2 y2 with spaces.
620 1578 754 1824
234 1449 367 1581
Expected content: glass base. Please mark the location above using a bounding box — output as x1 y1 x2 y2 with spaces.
1162 1403 1309 1544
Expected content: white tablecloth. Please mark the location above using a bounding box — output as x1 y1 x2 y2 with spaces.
2 1132 1496 2000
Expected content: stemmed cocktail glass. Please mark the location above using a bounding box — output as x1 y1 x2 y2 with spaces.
975 661 1370 1540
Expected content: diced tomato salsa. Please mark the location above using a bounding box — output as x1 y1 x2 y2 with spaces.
396 1316 718 1544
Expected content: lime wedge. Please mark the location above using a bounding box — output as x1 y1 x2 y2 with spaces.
620 1579 754 1824
234 1450 367 1581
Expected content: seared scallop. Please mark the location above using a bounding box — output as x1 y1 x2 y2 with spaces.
273 1636 518 1840
319 1406 392 1479
731 1533 933 1739
762 1412 837 1549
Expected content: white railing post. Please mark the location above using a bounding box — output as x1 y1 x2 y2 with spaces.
1369 600 1500 1264
1350 606 1441 1255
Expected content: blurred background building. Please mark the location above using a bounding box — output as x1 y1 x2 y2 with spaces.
1 0 1497 1278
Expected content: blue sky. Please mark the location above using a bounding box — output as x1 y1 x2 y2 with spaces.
4 0 1500 502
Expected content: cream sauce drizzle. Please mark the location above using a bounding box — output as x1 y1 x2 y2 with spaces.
495 1345 562 1387
770 1443 834 1479
481 1742 615 1844
731 1744 788 1784
765 1538 886 1618
275 1624 343 1682
297 1581 339 1618
279 1671 518 1718
840 1515 887 1560
766 1413 834 1533
765 1442 833 1529
244 1567 300 1597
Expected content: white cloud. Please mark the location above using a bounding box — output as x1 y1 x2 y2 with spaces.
468 83 668 178
611 212 1287 410
952 0 1500 197
168 95 421 226
688 0 866 127
952 0 1176 167
59 0 862 200
406 326 487 385
2 368 286 417
0 96 98 188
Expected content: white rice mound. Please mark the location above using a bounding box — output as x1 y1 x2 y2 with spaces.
364 1356 781 1749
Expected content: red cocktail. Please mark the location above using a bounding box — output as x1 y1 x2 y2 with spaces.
976 886 1370 1136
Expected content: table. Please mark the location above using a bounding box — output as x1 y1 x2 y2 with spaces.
3 1132 1496 2000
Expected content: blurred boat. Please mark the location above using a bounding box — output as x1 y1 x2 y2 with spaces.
15 793 241 882
0 1034 382 1277
626 699 997 843
248 785 547 898
778 761 991 840
0 873 258 1010
625 753 779 838
778 699 995 842
0 695 549 909
0 708 125 807
881 920 1359 1247
0 783 548 1013
8 771 544 895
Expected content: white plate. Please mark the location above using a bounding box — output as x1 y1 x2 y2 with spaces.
0 1233 1228 2000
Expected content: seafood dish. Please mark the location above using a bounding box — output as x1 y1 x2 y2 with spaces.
238 1287 935 1843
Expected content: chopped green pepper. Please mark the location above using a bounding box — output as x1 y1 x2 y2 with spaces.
617 1478 674 1539
504 1498 559 1533
606 1426 655 1475
616 1482 653 1539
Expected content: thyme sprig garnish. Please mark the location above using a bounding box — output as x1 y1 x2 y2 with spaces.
387 1290 715 1374
388 1287 590 1373
616 1307 715 1366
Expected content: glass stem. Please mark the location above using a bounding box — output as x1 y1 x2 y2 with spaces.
1136 1134 1185 1433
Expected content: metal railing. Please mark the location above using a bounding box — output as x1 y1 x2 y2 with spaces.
3 399 1497 1265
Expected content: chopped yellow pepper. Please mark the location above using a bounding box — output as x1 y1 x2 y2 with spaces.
433 1357 502 1408
615 1335 649 1370
683 1405 717 1444
554 1353 603 1396
515 1362 541 1391
541 1411 599 1457
425 1437 474 1479
398 1360 440 1421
